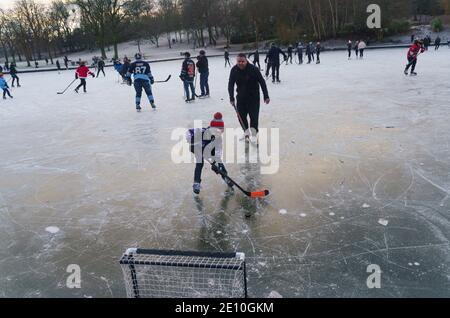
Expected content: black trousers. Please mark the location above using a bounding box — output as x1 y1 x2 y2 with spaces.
75 78 87 92
348 49 352 58
271 63 280 81
405 56 417 73
11 75 19 87
3 88 12 98
265 62 272 77
191 145 225 184
225 58 231 67
97 68 105 77
237 99 260 133
253 60 261 69
288 54 293 63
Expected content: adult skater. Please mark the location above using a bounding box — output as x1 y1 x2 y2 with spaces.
435 36 441 50
97 58 105 77
126 53 156 111
423 36 430 51
358 40 367 58
347 40 352 59
404 39 425 76
354 40 360 59
287 45 294 64
305 42 313 64
180 52 197 102
74 61 95 93
228 53 270 143
196 50 210 98
0 73 13 99
186 112 233 195
248 49 261 70
224 49 231 67
9 63 20 87
113 59 125 82
56 60 61 72
266 43 287 83
64 56 69 69
296 42 304 64
316 42 322 64
120 58 131 80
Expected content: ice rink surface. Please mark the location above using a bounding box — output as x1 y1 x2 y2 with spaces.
1 47 449 297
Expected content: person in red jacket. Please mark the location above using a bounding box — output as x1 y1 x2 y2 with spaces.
404 39 425 76
74 61 95 93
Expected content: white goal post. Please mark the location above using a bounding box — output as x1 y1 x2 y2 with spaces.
119 248 247 298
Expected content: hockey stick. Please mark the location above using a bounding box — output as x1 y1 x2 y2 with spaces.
154 75 171 83
57 78 77 95
208 160 270 198
232 103 247 132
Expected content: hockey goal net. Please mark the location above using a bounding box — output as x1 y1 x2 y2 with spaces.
119 248 247 298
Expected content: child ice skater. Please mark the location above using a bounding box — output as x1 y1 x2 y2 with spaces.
0 73 13 99
186 112 233 194
74 61 95 93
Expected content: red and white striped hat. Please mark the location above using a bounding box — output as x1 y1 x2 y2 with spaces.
210 112 224 129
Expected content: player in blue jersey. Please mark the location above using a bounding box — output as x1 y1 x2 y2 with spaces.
126 53 156 112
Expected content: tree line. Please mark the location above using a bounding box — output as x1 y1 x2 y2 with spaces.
1 0 449 65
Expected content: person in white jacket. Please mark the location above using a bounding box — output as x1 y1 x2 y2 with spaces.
358 40 367 58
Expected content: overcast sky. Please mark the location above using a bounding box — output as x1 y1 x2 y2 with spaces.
0 0 52 10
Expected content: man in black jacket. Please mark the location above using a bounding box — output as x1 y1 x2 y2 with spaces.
97 58 106 77
196 50 210 97
248 49 261 70
228 53 270 142
266 43 287 83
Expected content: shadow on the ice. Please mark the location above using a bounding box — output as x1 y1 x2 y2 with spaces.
194 195 233 252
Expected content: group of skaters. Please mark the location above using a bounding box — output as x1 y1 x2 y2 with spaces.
347 40 367 59
241 42 323 84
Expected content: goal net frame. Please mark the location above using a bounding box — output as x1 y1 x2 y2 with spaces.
119 248 247 298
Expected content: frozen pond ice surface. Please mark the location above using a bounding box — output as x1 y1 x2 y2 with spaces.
0 47 449 297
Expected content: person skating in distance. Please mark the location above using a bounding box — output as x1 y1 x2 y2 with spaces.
0 73 13 99
196 50 210 98
74 61 95 93
266 43 287 83
186 112 233 195
296 42 304 64
9 63 20 88
180 52 197 102
404 39 425 76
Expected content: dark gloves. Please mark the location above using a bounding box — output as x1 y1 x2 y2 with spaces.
150 77 154 85
179 75 185 82
126 77 132 86
212 163 227 175
75 74 78 79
